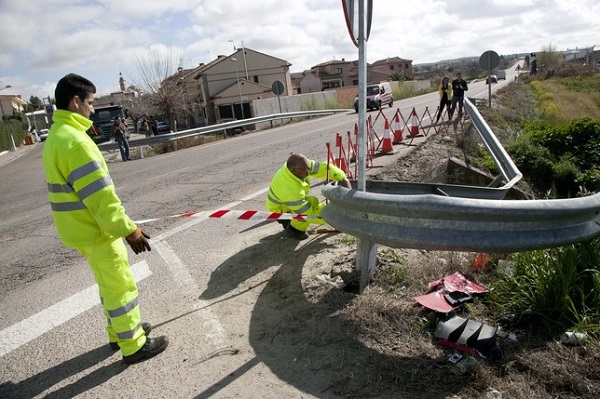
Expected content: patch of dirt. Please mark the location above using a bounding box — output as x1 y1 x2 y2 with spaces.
256 125 599 398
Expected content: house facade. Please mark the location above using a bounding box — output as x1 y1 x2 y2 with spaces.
370 56 414 80
292 56 413 94
0 95 27 120
187 47 292 125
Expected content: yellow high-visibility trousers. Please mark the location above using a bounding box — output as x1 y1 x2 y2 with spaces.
78 238 146 356
266 197 326 232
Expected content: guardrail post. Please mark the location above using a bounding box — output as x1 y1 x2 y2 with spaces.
357 238 377 292
139 145 145 159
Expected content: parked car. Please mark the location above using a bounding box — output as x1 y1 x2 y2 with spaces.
486 74 498 84
38 129 49 142
156 121 170 134
216 118 246 137
353 82 394 112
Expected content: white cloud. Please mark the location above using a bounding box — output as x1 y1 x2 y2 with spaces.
0 0 598 100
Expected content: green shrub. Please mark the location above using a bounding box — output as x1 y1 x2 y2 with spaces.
0 120 27 152
487 238 600 338
506 118 600 197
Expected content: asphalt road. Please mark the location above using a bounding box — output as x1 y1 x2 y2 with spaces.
0 67 517 398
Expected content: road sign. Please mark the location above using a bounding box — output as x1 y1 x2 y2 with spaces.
271 80 285 95
479 50 500 70
342 0 373 47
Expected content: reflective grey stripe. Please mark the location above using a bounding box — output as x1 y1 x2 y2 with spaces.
296 202 311 214
107 297 139 318
50 201 86 211
116 322 142 340
268 188 309 209
267 193 282 205
68 160 103 186
286 198 307 207
312 161 321 174
77 176 112 200
47 182 74 193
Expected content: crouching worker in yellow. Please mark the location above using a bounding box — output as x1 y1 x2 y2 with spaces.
266 153 351 240
42 73 168 365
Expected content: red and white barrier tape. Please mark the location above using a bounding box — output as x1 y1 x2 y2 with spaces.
135 209 322 225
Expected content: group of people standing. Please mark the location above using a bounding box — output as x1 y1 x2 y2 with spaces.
140 116 158 137
435 72 469 124
111 115 160 162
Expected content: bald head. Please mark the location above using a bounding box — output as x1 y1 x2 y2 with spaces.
287 153 310 178
287 153 308 168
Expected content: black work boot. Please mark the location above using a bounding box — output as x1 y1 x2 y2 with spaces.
123 336 169 365
109 322 152 350
277 220 290 230
285 224 309 240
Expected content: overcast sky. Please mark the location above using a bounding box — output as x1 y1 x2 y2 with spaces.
1 0 598 102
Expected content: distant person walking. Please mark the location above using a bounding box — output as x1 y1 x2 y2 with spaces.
450 72 469 119
112 116 130 161
141 118 151 137
149 116 158 136
435 76 452 124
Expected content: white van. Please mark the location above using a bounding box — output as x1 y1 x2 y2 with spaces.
496 70 506 80
354 82 394 112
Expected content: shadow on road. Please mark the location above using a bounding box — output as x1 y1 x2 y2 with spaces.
198 231 472 398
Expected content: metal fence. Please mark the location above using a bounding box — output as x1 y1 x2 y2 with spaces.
97 110 348 153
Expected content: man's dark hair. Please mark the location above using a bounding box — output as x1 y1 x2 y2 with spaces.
54 73 96 110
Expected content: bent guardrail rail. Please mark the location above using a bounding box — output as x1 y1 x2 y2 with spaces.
97 109 349 152
321 97 599 289
321 186 600 253
464 98 522 192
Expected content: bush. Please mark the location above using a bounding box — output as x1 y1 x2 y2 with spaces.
506 118 600 197
487 238 600 339
0 120 27 152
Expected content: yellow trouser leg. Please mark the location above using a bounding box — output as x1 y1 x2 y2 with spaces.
78 238 146 356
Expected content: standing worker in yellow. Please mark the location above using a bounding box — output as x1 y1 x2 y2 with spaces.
42 73 168 364
266 153 352 240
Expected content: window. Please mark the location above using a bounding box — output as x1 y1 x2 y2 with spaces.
390 65 394 70
253 75 259 83
336 68 342 74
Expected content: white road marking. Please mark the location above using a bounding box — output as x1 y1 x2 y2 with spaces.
0 261 152 357
153 241 226 348
0 186 270 358
151 187 268 242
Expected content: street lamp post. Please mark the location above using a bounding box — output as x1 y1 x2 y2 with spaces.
230 57 245 120
0 84 12 92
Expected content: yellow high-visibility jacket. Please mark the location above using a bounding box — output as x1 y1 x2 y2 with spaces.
266 159 346 216
439 85 452 100
42 110 136 248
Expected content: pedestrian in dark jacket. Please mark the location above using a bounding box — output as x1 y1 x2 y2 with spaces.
112 116 130 161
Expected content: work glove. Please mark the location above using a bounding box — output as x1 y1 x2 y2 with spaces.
126 227 151 254
306 196 321 210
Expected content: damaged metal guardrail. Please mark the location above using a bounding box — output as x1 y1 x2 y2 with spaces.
322 98 600 253
97 109 348 152
321 186 600 252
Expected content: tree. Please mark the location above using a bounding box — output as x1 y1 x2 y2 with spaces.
537 44 563 70
27 96 43 112
125 46 185 130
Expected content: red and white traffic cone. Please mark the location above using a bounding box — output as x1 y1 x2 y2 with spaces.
410 109 420 137
380 119 395 154
393 113 403 144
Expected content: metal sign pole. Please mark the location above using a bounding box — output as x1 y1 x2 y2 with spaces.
357 0 367 192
